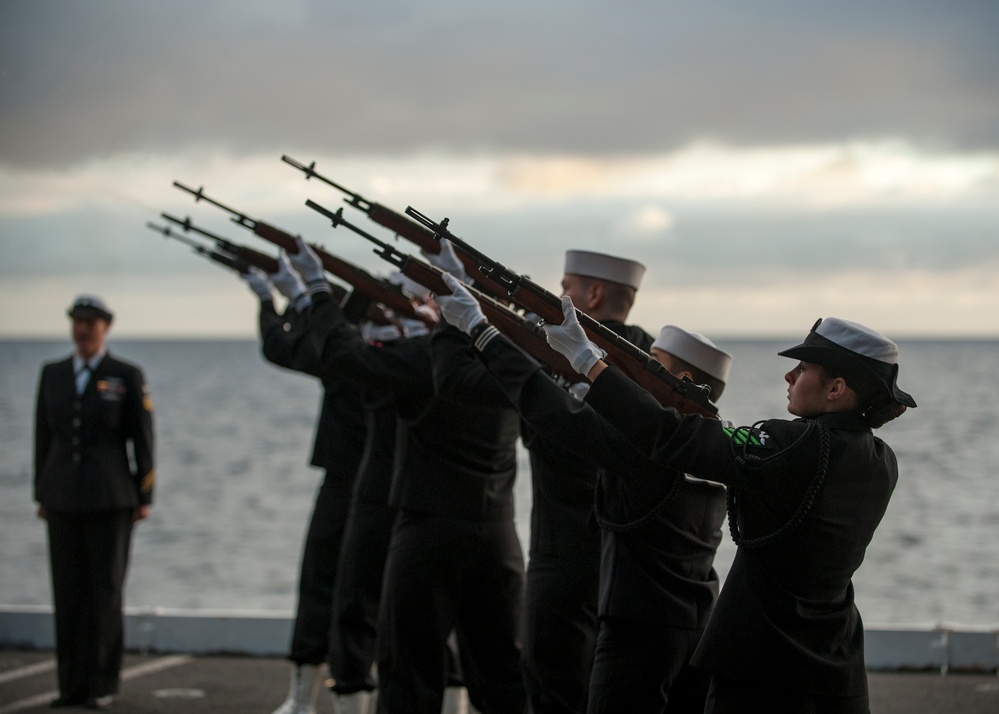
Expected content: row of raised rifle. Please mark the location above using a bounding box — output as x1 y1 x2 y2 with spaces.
148 155 718 418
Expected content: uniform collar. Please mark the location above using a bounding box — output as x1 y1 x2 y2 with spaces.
73 348 107 373
811 411 870 431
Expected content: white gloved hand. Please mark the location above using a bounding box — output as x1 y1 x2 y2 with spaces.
361 322 403 343
568 381 591 401
421 238 469 283
543 296 606 375
437 272 486 334
271 252 307 300
241 266 274 302
289 236 326 285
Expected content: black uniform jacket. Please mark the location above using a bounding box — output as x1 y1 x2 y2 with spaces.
258 301 366 476
308 292 520 521
445 330 724 629
35 352 154 512
523 320 654 558
586 366 898 698
353 387 399 506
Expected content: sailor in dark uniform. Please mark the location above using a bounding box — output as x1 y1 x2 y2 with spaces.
34 295 154 710
243 262 368 714
519 249 651 714
287 239 526 714
587 326 731 713
327 318 408 714
541 305 915 714
435 275 731 712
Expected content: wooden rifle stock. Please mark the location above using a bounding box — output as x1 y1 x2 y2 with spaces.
159 213 280 274
403 208 718 418
280 156 517 297
305 199 586 385
148 222 255 273
172 181 432 327
401 262 586 386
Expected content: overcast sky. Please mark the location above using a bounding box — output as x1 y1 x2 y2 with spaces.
2 0 998 340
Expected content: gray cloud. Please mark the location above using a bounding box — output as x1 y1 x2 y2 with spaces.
2 0 998 168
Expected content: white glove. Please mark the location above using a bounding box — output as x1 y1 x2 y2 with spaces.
241 266 274 302
543 296 606 375
568 382 591 401
437 272 486 334
421 238 469 283
398 316 430 338
271 252 307 300
289 236 326 285
361 322 403 343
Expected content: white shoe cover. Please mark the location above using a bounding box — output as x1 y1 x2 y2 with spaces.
332 689 374 714
270 663 321 714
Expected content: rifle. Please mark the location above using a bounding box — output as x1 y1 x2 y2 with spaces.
281 155 443 252
305 199 586 384
147 222 251 273
280 156 518 297
159 213 280 274
150 220 360 308
172 181 433 327
403 207 718 418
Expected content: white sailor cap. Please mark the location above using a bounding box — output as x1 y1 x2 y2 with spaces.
563 250 646 290
778 317 916 408
67 294 113 322
388 271 432 301
652 325 732 383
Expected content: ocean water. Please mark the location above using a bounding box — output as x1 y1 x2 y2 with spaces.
1 338 997 628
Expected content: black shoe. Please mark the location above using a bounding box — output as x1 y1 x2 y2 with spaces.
49 697 87 709
50 696 86 708
85 696 113 709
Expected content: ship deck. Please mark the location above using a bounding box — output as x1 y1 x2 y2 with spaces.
1 648 998 714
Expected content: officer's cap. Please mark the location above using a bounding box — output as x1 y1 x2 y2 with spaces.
778 317 916 408
67 295 113 323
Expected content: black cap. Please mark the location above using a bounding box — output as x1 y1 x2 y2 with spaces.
778 317 915 409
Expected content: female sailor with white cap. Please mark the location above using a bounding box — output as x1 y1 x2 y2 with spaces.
541 308 915 713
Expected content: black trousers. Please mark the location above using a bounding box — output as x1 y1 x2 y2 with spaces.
705 674 870 714
588 616 709 714
327 495 397 693
521 553 600 714
289 470 355 664
376 511 526 714
46 509 134 701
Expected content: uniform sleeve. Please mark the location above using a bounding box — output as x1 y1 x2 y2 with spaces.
308 290 432 400
33 366 52 501
127 365 156 505
585 365 750 486
431 324 514 408
259 302 326 377
473 333 656 472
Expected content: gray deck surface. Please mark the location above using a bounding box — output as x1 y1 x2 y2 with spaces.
1 649 997 713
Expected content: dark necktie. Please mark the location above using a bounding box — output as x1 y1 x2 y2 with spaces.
76 364 92 394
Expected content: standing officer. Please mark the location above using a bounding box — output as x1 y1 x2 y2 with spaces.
34 295 154 709
522 250 650 714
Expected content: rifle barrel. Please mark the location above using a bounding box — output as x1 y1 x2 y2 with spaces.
403 207 718 416
281 155 359 199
